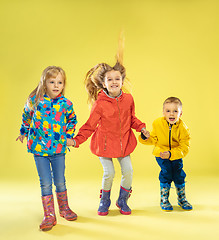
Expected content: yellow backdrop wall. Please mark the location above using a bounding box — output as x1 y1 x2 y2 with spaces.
1 0 219 183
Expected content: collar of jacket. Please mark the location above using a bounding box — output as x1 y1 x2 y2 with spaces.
99 90 123 102
43 93 62 101
162 117 181 127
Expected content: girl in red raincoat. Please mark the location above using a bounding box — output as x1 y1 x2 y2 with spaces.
73 48 149 216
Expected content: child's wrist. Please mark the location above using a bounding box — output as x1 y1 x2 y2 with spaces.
141 127 146 132
141 132 148 140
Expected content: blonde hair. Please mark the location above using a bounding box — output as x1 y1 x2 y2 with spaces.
163 97 182 108
27 66 66 109
85 31 130 106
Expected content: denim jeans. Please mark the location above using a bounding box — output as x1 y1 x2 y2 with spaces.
156 157 186 187
34 153 66 196
99 155 133 191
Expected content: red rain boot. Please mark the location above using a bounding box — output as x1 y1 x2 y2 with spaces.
56 190 77 221
40 195 57 231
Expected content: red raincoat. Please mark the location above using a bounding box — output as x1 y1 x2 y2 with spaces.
74 90 145 158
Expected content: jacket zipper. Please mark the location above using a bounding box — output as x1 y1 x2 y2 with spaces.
169 124 172 150
116 98 123 156
104 135 107 151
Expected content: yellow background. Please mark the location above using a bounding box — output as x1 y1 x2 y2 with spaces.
1 0 219 239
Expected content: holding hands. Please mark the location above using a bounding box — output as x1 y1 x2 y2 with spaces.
141 128 150 139
67 138 76 147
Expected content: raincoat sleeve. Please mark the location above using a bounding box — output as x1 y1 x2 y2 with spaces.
170 125 190 160
130 95 146 131
19 100 34 136
66 103 77 139
138 121 158 146
73 101 101 147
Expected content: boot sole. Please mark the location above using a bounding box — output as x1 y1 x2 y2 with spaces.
97 211 109 216
116 202 131 215
40 221 57 231
161 205 173 211
178 204 193 211
161 208 173 212
60 214 77 221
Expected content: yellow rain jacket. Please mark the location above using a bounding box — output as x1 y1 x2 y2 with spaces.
139 117 190 160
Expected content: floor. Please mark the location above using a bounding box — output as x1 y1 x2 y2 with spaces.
1 176 219 240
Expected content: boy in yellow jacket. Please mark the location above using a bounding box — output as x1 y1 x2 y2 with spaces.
139 97 192 211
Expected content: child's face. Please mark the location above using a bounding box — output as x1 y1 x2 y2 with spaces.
45 72 64 99
103 70 123 97
163 102 182 124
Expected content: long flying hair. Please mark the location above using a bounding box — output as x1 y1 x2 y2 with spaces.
84 32 130 106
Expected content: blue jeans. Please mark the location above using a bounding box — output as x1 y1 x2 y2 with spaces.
34 153 66 196
156 157 186 187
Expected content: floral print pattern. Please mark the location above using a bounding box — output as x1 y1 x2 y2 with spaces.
20 94 77 156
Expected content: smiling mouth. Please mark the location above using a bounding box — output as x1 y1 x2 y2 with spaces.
169 118 175 121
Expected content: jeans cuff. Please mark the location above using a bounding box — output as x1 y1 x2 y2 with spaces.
160 182 171 188
174 183 185 188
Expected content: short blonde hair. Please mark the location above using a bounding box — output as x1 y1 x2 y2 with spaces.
163 97 182 108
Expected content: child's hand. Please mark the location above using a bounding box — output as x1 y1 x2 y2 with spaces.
72 139 78 148
16 135 26 143
141 128 150 139
160 151 170 159
67 138 75 147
